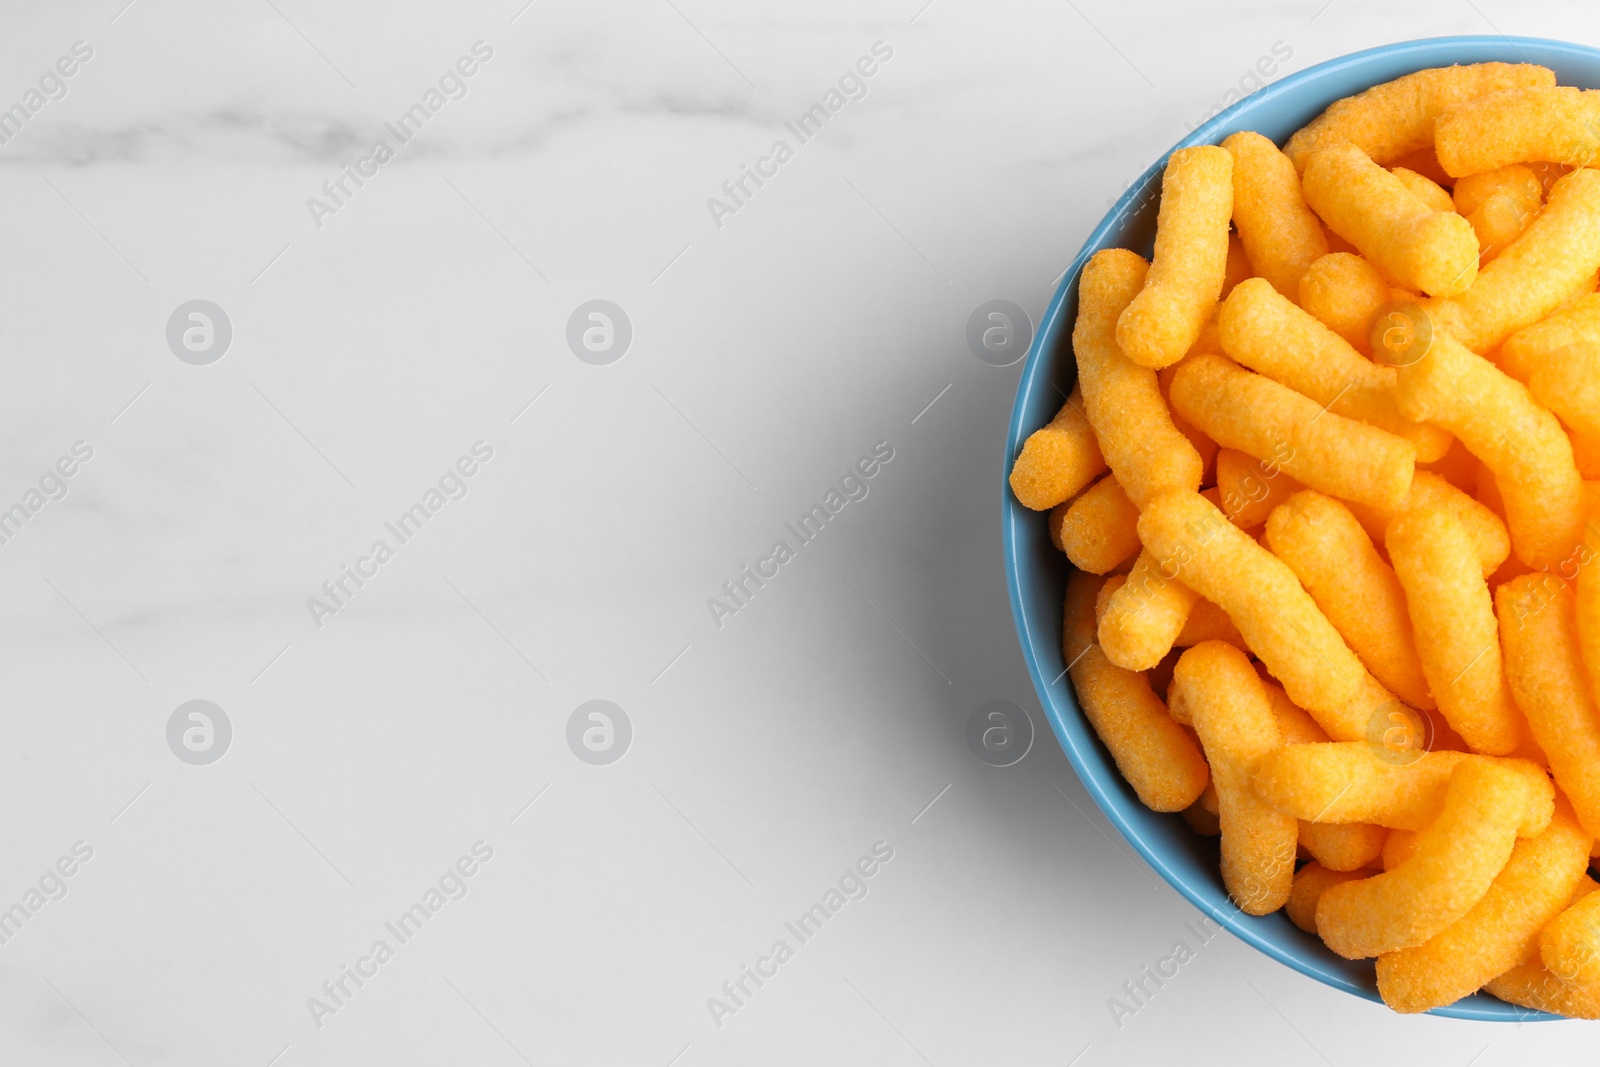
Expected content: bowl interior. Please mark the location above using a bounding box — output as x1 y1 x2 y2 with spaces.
1003 35 1600 1021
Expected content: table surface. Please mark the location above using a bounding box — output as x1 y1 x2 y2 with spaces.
1 1 1596 1064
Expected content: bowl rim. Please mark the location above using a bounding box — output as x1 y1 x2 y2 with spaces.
1002 33 1600 1022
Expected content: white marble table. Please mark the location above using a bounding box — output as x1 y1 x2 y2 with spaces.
0 0 1595 1063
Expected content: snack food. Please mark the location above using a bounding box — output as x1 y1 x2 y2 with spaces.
1374 802 1590 1013
1008 385 1104 510
1064 571 1210 812
1254 744 1550 835
1075 249 1206 506
1059 474 1142 574
1115 147 1234 369
1222 131 1328 298
1435 86 1600 175
1498 576 1600 838
1315 759 1549 959
1390 166 1455 214
1011 58 1600 1017
1452 164 1544 260
1288 861 1367 934
1264 490 1433 709
1297 251 1391 353
1302 142 1480 296
1386 506 1523 755
1136 490 1365 721
1424 168 1600 353
1395 328 1584 568
1169 641 1297 914
1096 549 1202 671
1169 354 1415 512
1539 874 1600 985
1218 279 1451 460
1282 63 1555 171
1214 448 1300 529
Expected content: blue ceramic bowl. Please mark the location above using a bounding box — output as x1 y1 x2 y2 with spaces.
1004 35 1600 1020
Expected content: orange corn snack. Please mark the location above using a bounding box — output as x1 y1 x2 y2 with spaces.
1266 490 1433 710
1297 251 1392 354
1253 744 1551 835
1315 759 1548 958
1453 164 1544 262
1390 166 1454 213
1284 62 1556 171
1009 385 1106 509
1428 168 1600 353
1223 130 1328 298
1498 575 1600 839
1170 641 1297 914
1060 474 1142 574
1386 506 1523 754
1116 147 1234 369
1097 549 1202 672
1302 142 1479 297
1288 862 1369 934
1436 85 1600 175
1221 278 1451 460
1064 570 1209 811
1499 291 1600 381
1396 328 1583 569
1214 448 1302 529
1137 490 1365 722
1374 801 1590 1012
1075 248 1205 506
1171 354 1416 513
